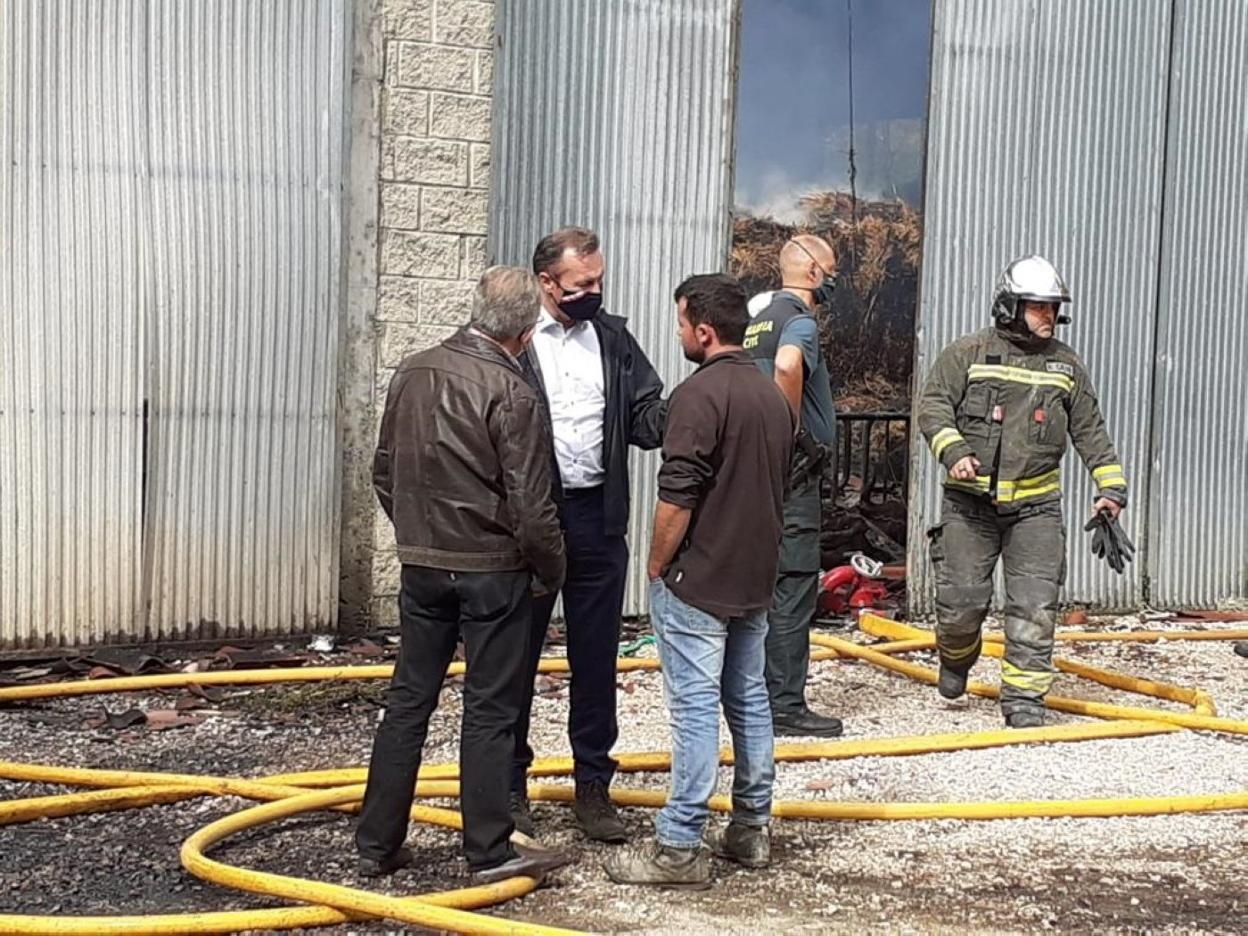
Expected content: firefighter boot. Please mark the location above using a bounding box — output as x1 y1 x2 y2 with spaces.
938 662 971 700
1005 710 1045 729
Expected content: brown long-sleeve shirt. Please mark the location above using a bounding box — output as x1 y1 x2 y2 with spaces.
657 350 795 617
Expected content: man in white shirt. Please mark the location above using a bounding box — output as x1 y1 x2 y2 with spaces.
511 226 667 844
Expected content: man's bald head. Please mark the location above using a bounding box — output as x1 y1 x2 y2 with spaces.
779 234 837 309
780 234 836 278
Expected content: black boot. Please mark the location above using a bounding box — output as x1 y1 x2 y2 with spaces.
574 779 629 843
1235 641 1248 659
1005 710 1045 729
509 791 536 839
937 662 970 700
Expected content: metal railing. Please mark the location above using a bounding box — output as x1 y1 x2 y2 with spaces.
832 412 911 502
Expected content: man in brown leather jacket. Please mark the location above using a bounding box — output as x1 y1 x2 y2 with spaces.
356 266 570 885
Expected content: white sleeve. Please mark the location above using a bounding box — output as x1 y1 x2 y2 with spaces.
747 290 774 318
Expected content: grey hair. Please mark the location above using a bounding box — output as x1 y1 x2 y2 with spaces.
469 265 543 341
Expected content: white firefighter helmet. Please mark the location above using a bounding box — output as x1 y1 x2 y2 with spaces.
992 255 1072 326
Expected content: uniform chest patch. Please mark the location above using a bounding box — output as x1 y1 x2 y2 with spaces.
1046 361 1074 377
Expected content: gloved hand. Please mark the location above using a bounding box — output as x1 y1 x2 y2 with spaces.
791 427 830 485
1083 509 1135 574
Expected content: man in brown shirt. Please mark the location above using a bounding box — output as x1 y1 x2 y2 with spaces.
606 273 795 889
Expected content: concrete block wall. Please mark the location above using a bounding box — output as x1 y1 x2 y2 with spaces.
369 0 496 625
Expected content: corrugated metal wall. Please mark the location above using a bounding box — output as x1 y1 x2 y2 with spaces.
1 0 147 647
1147 0 1248 607
910 0 1173 613
489 0 739 616
0 0 348 647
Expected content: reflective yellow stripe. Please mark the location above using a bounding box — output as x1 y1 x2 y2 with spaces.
931 428 964 459
947 470 1061 502
1093 464 1127 489
942 637 982 662
1001 661 1056 694
997 481 1062 503
968 363 1075 393
995 469 1062 503
946 475 992 494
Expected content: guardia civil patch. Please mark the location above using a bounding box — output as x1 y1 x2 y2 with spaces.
1046 361 1074 377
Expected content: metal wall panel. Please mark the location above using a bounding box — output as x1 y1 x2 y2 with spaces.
1148 1 1248 607
490 0 739 616
142 0 347 641
0 0 348 647
1 0 147 647
910 0 1171 614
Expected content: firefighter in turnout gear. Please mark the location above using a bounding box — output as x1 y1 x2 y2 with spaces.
917 255 1128 728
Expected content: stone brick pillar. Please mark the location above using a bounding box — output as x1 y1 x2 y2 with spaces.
368 0 496 626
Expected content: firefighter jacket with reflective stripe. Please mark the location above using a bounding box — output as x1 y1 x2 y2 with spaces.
917 327 1128 510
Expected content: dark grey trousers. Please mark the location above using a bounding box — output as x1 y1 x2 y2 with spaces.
765 475 822 716
928 491 1066 717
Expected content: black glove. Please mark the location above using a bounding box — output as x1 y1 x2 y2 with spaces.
791 427 830 484
1083 509 1135 575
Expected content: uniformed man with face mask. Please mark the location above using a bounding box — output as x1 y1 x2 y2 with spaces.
743 234 843 739
917 255 1128 727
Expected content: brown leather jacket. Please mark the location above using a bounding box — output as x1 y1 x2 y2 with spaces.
374 329 565 592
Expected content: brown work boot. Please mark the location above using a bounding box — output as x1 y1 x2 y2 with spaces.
705 821 770 869
604 843 711 889
509 791 536 839
574 779 629 843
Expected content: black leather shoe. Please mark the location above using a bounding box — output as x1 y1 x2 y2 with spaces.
1235 641 1248 659
471 843 574 885
510 791 536 838
358 846 413 878
772 707 844 738
574 779 629 843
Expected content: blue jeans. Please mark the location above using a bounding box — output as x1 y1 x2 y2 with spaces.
650 579 774 849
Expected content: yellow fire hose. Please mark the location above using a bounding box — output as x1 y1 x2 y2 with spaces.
0 649 841 706
857 616 1216 712
1 615 1245 935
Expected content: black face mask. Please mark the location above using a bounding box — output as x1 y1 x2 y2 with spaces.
811 276 837 309
558 290 602 322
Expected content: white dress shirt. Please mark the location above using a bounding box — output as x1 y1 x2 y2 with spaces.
529 307 607 489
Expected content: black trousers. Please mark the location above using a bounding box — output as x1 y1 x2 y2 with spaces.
766 475 822 716
511 485 629 794
355 565 531 871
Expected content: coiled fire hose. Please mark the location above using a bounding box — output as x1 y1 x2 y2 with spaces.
1 613 1246 935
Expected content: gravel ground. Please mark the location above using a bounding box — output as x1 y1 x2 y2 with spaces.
2 615 1246 935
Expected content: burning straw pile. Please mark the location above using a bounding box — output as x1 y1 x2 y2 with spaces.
730 191 921 410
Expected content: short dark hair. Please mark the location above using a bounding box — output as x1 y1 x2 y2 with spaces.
532 226 600 275
673 273 749 345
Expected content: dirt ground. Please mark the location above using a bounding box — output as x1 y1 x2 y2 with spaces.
2 617 1246 935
